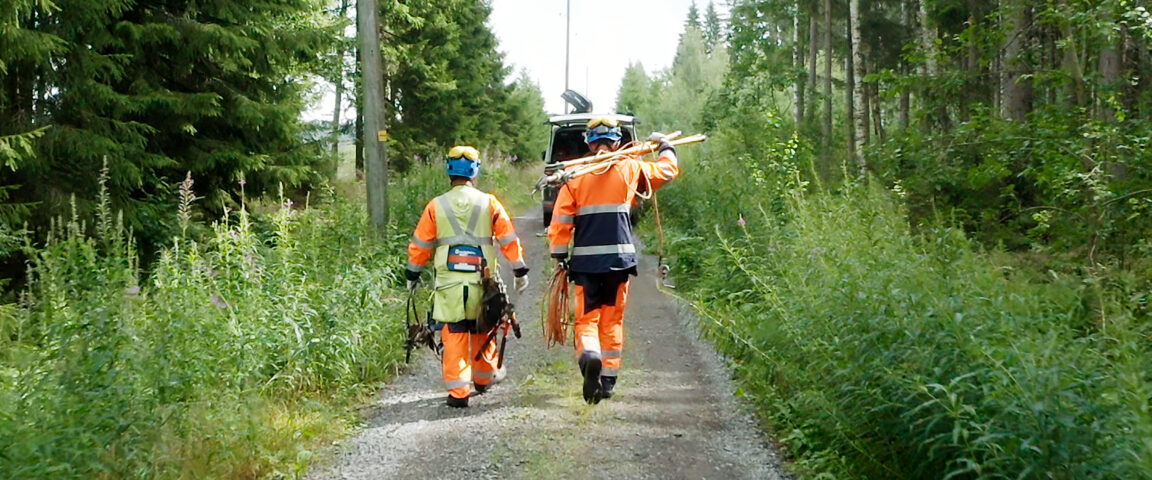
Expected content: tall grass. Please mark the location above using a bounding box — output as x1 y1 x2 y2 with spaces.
0 160 535 478
651 138 1152 478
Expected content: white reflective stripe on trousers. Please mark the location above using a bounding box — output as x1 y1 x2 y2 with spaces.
444 379 470 389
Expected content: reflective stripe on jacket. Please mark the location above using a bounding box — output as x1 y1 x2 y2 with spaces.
406 185 526 322
548 150 679 273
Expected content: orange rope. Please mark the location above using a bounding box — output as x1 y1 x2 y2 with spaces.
541 264 572 348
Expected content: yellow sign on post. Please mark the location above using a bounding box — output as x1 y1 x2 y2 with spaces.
377 130 389 142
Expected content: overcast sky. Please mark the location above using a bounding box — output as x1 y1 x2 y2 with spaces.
489 0 712 113
305 0 720 121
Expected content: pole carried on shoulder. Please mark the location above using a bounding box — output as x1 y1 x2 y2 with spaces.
533 132 707 193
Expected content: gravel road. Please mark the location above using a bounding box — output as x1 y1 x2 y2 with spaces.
306 211 792 480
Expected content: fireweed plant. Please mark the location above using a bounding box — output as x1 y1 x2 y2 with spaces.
646 136 1152 479
0 160 533 478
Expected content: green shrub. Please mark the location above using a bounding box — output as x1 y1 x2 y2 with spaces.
0 159 535 478
869 109 1152 265
652 138 1152 478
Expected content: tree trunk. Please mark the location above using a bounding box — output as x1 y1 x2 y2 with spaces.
331 0 349 155
847 56 855 158
847 57 857 156
898 0 911 130
871 81 885 142
1099 10 1120 121
919 0 936 77
793 3 805 128
823 0 833 148
332 78 344 155
1059 20 1087 109
1047 27 1057 106
1121 26 1140 117
960 13 976 123
353 47 365 175
1002 1 1033 121
861 64 871 145
918 0 939 132
355 109 364 174
808 10 818 114
850 0 867 174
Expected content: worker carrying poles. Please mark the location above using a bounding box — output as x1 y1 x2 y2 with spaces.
405 146 531 408
546 117 684 404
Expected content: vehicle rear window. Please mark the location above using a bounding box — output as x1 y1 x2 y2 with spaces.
548 126 636 164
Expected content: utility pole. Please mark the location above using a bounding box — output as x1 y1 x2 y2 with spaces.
565 0 571 113
358 0 389 228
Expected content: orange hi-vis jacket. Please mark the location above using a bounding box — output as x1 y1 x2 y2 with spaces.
548 150 679 273
407 185 526 322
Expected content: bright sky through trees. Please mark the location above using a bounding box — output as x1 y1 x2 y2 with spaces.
487 0 719 113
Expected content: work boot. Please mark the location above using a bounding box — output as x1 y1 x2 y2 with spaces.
473 366 506 394
578 351 602 404
600 375 617 399
493 366 507 383
446 395 469 408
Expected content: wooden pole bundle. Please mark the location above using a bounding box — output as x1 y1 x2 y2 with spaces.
534 132 708 192
545 131 684 172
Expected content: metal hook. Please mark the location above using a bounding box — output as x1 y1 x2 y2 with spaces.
658 263 675 289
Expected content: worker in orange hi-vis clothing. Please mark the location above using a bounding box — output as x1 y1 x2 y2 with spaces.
406 145 530 408
547 117 680 404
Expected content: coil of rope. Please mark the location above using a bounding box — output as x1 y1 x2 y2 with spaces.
541 262 572 347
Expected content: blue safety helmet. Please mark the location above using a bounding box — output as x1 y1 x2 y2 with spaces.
583 117 622 145
445 145 481 178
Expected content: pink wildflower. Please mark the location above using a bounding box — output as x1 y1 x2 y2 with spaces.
737 215 746 227
210 294 229 309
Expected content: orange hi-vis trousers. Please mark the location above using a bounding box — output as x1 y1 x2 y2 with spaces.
573 278 631 377
441 323 499 400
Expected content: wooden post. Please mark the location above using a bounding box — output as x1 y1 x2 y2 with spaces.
358 0 389 228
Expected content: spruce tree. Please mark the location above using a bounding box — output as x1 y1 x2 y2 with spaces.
686 1 701 30
2 0 336 249
502 71 548 162
382 0 538 166
703 1 723 53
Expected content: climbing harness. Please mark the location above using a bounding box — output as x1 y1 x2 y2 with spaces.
475 265 522 367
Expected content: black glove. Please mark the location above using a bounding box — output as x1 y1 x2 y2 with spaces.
514 267 530 278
